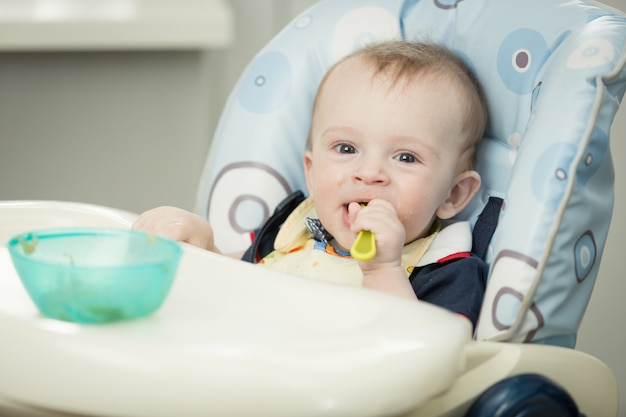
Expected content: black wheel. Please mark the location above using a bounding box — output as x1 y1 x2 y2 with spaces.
464 373 584 417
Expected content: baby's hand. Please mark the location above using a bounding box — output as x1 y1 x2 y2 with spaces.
348 199 405 268
132 206 218 252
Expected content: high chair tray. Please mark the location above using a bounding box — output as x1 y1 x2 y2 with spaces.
0 201 471 417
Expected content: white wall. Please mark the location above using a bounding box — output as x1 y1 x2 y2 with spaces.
0 51 219 213
0 3 233 215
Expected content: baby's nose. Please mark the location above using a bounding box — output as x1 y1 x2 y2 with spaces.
352 161 389 185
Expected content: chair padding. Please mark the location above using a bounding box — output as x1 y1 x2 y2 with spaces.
196 0 626 346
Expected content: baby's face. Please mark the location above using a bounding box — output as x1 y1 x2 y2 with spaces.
304 57 469 249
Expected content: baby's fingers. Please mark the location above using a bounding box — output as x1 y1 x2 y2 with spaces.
133 207 190 240
349 200 394 233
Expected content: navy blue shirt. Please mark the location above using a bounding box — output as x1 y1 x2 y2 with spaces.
409 255 488 329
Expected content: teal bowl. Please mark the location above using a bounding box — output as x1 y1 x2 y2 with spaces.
7 228 182 324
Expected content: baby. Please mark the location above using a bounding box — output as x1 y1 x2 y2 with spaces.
134 40 489 327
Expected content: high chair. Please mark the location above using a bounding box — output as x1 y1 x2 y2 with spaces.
195 0 626 414
1 0 625 416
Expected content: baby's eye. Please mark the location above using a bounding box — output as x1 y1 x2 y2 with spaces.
334 143 356 154
394 152 417 163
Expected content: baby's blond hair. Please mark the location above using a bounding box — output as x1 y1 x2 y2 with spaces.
310 40 488 170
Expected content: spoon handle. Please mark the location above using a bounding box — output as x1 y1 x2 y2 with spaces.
351 229 376 261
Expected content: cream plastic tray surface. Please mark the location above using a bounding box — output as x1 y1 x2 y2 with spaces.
0 201 471 417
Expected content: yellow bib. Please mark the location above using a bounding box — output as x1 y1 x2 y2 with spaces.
259 197 439 287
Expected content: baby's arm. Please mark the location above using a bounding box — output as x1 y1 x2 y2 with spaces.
348 201 417 300
132 206 221 253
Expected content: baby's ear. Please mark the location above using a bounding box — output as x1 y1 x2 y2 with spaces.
436 170 481 220
303 150 315 198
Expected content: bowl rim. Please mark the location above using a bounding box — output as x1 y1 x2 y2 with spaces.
6 227 182 269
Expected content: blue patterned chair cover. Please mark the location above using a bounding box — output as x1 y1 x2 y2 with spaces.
195 0 626 347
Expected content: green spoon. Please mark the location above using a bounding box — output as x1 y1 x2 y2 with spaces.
350 204 376 261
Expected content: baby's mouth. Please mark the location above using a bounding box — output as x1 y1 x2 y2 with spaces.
342 201 368 226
